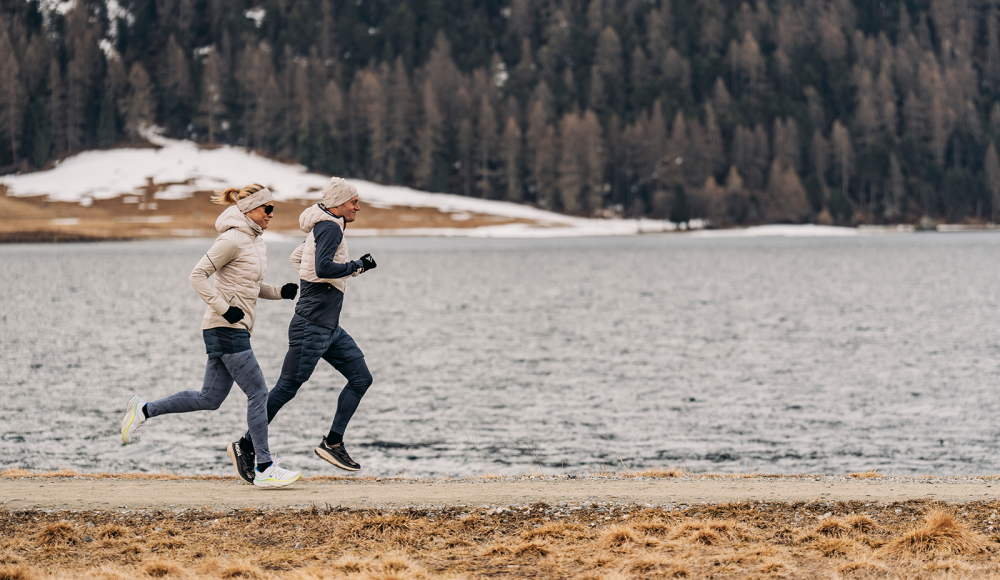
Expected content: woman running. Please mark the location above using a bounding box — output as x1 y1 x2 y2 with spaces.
120 183 301 488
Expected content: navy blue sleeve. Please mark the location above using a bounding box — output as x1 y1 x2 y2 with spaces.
313 221 361 279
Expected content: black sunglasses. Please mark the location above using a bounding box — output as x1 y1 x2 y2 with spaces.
263 205 274 215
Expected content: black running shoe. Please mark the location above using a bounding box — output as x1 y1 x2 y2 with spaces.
227 438 256 484
314 437 360 471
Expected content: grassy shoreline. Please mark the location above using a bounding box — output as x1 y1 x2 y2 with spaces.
5 499 1000 579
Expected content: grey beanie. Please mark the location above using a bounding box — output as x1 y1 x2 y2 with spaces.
321 177 359 208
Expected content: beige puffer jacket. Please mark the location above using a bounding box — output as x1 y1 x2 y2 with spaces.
289 204 359 293
190 205 282 333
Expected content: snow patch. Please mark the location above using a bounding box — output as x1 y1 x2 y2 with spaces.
244 7 265 27
0 134 695 238
690 224 860 238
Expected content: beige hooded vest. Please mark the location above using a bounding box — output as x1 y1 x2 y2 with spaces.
289 204 359 292
190 205 282 333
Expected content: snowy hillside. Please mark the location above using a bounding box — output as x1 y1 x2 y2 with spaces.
0 135 686 238
0 135 865 238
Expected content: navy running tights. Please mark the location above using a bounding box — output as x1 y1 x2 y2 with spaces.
266 356 372 435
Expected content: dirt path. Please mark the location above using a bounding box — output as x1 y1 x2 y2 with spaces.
4 476 999 511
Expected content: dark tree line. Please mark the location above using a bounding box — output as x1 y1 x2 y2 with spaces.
3 0 1000 224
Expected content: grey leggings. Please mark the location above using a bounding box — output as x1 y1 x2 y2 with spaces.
145 350 271 463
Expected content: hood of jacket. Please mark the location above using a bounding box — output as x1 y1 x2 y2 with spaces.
299 204 343 233
216 205 262 237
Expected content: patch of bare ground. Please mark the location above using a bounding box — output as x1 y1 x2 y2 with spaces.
0 191 531 243
6 501 1000 578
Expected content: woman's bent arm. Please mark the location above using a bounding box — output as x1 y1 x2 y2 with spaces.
190 236 240 314
258 283 282 300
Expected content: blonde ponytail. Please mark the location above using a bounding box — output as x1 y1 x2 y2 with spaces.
212 183 267 205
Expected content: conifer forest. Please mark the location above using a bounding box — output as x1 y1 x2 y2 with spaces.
2 0 1000 224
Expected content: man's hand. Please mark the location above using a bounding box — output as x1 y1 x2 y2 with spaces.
360 253 377 273
280 283 298 300
222 306 245 324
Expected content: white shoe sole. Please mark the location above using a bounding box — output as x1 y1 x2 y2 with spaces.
253 472 301 488
315 446 360 471
120 395 143 444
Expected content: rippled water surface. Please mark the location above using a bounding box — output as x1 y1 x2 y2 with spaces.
3 233 1000 477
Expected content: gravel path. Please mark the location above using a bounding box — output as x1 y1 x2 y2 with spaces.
4 475 1000 511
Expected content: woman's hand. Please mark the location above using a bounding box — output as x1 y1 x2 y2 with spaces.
222 306 245 324
281 283 299 300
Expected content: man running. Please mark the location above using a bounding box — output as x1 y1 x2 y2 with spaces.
228 177 377 483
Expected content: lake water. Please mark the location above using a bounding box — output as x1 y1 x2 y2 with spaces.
3 232 1000 478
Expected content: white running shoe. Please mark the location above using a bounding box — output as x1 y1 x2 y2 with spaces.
120 395 146 444
253 460 301 488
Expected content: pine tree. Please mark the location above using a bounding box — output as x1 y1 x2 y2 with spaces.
751 123 770 190
667 112 689 183
414 79 442 191
831 120 854 199
123 63 154 141
162 35 193 134
887 153 904 220
988 4 1000 90
355 68 387 181
386 57 413 184
704 104 725 177
49 57 65 155
986 142 1000 222
476 94 497 198
534 124 558 208
648 1 673 64
773 118 799 173
724 165 751 223
199 49 225 143
64 5 101 150
0 25 26 163
501 116 522 201
811 128 829 184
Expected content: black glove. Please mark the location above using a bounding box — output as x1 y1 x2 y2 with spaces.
360 253 377 272
222 306 245 324
280 283 298 300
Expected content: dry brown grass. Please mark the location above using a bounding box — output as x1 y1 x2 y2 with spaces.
0 564 36 580
847 470 883 479
880 510 992 559
0 193 535 243
8 500 1000 578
